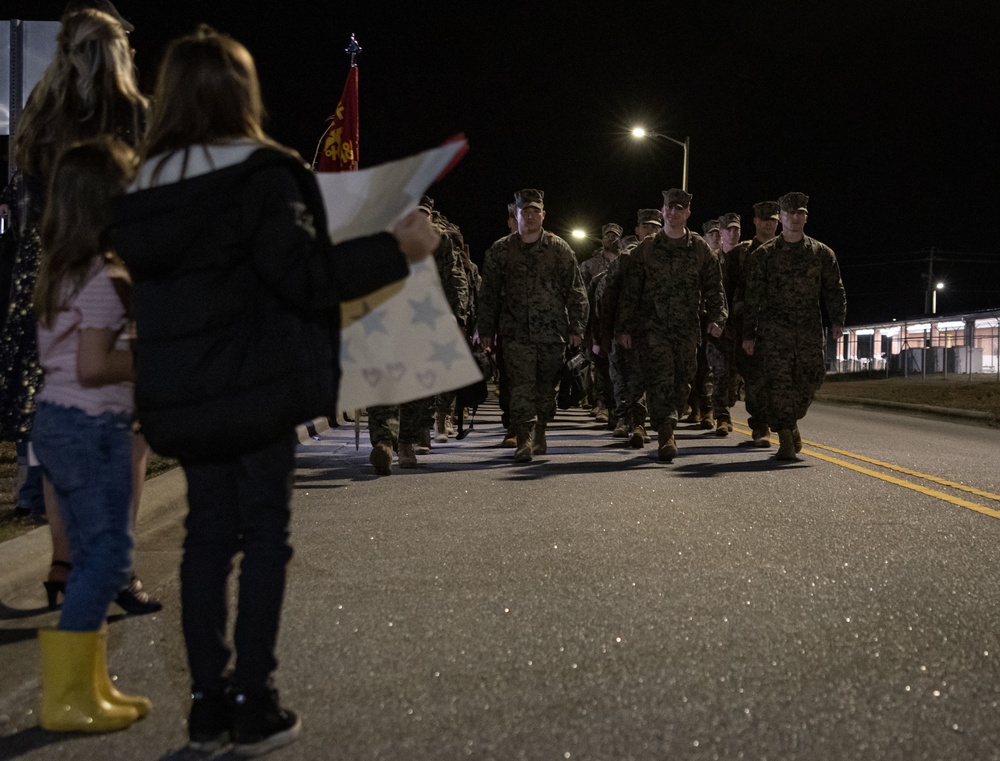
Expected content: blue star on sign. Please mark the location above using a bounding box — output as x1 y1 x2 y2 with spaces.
410 295 445 329
360 309 388 336
341 337 355 364
429 340 463 371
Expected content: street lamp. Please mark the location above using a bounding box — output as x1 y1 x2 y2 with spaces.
631 126 690 192
571 229 587 240
932 282 944 315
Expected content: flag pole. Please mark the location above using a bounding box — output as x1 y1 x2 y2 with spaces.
346 33 361 68
344 33 364 450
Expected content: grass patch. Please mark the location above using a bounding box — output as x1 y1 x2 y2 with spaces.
820 375 1000 425
0 440 177 544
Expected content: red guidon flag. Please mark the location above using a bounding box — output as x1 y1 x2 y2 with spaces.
313 65 359 172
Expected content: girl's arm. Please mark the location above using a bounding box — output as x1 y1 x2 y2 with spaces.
77 327 133 387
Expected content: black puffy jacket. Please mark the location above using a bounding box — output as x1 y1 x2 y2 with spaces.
111 146 407 462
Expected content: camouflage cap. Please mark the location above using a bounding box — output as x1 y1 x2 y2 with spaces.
720 212 741 229
636 208 663 226
515 188 545 210
701 218 721 235
778 192 809 212
417 195 434 215
752 201 780 220
602 223 623 238
662 188 693 208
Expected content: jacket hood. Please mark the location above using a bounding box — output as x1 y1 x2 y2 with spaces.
111 144 302 280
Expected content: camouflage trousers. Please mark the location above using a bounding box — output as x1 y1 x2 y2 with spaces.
494 336 511 430
611 344 646 426
637 333 698 431
591 350 613 410
368 397 433 447
686 339 712 415
502 339 564 434
435 391 456 417
735 345 767 432
706 335 737 422
756 333 827 431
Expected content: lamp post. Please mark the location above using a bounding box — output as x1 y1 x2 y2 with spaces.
932 282 944 315
631 127 690 192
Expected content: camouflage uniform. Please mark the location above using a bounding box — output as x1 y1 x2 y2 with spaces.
481 233 512 429
683 218 721 426
369 199 469 461
733 201 780 437
742 196 846 435
706 213 745 426
616 227 727 435
578 224 622 416
478 219 589 439
579 223 622 288
601 210 661 433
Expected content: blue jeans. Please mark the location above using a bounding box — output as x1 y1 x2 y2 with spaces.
15 439 44 516
31 403 133 631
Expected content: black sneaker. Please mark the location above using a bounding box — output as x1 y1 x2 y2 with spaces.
231 688 301 756
188 687 231 751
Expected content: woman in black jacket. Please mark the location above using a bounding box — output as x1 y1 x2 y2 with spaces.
112 26 438 755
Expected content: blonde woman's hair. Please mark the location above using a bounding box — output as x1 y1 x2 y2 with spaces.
13 8 147 181
34 138 137 328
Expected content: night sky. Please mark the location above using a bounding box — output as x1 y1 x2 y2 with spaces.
7 1 1000 325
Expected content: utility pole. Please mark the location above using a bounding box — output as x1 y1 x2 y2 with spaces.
924 247 935 315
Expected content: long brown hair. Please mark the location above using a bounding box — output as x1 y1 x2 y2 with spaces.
142 25 289 181
13 8 147 181
34 138 137 328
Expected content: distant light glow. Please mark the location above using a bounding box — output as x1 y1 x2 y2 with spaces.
631 127 647 138
936 282 945 290
571 229 587 239
936 321 965 331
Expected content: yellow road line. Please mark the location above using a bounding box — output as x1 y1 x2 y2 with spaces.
731 421 1000 520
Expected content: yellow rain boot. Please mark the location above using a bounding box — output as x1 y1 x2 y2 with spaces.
39 628 139 732
94 625 151 719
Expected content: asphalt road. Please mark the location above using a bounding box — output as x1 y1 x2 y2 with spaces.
2 399 1000 760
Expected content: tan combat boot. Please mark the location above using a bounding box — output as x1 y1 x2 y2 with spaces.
514 429 534 462
398 442 418 468
369 442 393 475
500 428 517 448
532 421 548 455
752 426 771 448
415 429 431 455
629 424 645 449
612 418 629 438
435 413 449 444
657 422 678 462
594 404 609 424
792 426 802 452
700 410 715 430
775 429 797 460
715 417 730 437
